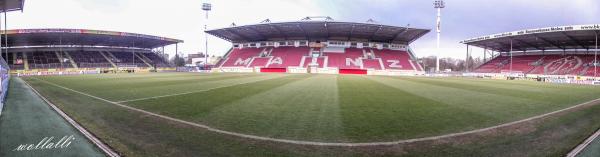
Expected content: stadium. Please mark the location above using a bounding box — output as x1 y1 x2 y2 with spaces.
0 0 599 157
3 28 182 76
206 18 428 75
463 25 600 83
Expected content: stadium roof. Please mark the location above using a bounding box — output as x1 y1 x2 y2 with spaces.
0 0 24 12
206 20 430 44
1 29 183 49
462 24 600 52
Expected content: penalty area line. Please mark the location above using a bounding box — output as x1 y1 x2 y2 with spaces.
29 77 600 147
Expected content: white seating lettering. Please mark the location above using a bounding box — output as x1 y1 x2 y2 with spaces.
268 57 283 66
234 58 251 66
346 58 363 67
387 60 402 68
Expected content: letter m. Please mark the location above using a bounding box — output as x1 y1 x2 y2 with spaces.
13 144 27 151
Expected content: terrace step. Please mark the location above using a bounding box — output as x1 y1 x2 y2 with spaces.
54 51 64 68
135 53 153 67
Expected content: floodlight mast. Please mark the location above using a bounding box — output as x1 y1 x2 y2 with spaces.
202 2 211 69
595 31 598 78
434 0 445 72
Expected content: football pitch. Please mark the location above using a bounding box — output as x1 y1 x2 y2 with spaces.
22 73 600 156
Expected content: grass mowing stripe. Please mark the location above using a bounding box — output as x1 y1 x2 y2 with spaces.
399 76 569 102
125 74 313 121
107 74 281 101
415 77 556 93
201 74 346 142
19 73 599 156
37 73 257 92
36 73 280 101
23 77 303 157
443 76 595 90
367 76 549 122
24 75 600 156
398 76 600 109
74 73 256 89
116 74 289 103
338 75 495 142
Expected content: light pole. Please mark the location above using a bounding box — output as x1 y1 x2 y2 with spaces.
594 31 598 78
434 0 445 73
202 2 211 69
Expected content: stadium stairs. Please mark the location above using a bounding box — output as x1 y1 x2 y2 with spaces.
134 53 153 67
99 51 118 68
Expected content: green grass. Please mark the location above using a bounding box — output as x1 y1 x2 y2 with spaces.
22 72 600 156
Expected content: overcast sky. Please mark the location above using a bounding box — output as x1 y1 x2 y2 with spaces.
5 0 600 59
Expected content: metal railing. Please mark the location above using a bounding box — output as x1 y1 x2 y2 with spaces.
0 56 10 116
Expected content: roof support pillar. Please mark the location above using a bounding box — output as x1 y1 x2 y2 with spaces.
595 31 598 78
3 9 6 65
510 39 513 75
465 44 469 72
175 43 178 68
0 12 3 62
132 40 136 67
484 47 487 63
60 35 63 69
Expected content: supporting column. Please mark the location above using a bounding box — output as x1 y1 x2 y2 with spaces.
510 39 513 75
62 51 78 69
3 10 7 63
99 51 117 68
595 31 598 78
483 47 487 63
0 12 3 61
465 44 469 72
175 43 178 68
134 52 152 67
23 52 29 70
54 51 63 68
162 46 166 66
12 51 15 65
131 40 136 67
59 35 63 69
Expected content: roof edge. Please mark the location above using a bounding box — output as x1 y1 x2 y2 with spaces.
1 28 184 43
461 24 600 44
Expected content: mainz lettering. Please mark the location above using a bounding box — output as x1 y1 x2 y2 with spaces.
346 58 362 67
387 60 402 68
268 57 283 66
234 58 252 66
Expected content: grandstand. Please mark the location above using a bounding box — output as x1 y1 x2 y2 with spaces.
0 29 183 75
206 18 429 75
462 24 599 78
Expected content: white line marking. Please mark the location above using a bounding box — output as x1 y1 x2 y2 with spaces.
115 75 285 103
29 77 600 147
23 78 120 157
567 128 600 157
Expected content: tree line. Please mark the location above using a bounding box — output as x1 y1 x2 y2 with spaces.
417 56 485 72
